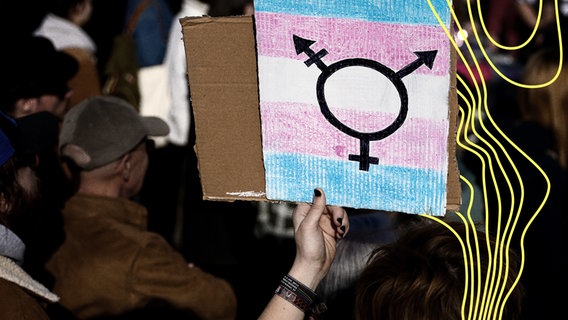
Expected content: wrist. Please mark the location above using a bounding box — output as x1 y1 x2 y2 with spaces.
289 259 326 290
287 270 319 291
274 274 327 319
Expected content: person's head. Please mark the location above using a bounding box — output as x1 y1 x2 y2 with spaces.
49 0 93 26
317 210 398 320
354 219 524 320
1 36 79 120
59 96 169 198
0 111 59 226
519 48 568 170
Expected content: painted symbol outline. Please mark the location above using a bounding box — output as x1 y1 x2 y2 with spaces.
293 35 437 171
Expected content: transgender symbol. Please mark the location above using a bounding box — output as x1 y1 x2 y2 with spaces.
293 35 437 171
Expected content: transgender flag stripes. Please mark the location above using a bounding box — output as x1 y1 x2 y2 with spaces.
254 0 453 215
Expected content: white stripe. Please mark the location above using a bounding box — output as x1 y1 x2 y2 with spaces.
258 56 451 121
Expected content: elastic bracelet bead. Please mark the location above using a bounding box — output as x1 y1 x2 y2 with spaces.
274 274 327 319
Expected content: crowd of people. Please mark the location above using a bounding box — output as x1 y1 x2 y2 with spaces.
0 0 566 319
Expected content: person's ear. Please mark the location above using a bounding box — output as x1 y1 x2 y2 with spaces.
0 195 11 215
119 154 131 181
61 144 91 167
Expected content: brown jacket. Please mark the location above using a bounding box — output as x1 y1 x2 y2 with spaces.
63 47 101 109
46 194 237 320
0 256 59 320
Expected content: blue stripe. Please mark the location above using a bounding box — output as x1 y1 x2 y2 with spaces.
264 152 448 215
254 0 451 27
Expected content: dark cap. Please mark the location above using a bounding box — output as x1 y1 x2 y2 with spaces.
16 111 59 156
59 96 169 170
0 111 60 167
1 36 79 111
0 112 16 166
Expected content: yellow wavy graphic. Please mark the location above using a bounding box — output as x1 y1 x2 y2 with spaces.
421 0 563 319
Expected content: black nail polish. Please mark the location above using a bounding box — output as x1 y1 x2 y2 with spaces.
314 189 322 197
340 225 346 232
337 217 343 224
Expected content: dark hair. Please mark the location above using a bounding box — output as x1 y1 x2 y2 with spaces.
317 211 398 320
0 112 40 227
355 220 524 320
208 0 252 16
49 0 86 19
0 158 27 226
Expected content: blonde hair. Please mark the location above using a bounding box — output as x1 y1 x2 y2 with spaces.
519 48 568 170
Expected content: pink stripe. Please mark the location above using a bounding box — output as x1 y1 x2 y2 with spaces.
255 12 451 76
261 102 449 170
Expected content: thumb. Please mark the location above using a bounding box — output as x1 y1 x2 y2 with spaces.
303 188 327 228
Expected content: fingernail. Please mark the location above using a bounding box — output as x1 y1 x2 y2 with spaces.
314 189 322 197
337 217 343 224
340 225 346 232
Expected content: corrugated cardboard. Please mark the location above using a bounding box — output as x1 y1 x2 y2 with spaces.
182 15 461 212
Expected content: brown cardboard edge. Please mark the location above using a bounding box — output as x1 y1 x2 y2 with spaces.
445 20 461 212
182 15 461 211
182 15 267 202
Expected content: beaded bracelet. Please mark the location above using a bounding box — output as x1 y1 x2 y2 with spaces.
274 274 327 319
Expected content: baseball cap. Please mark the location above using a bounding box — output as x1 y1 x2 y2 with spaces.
0 111 60 167
0 112 16 166
0 36 79 111
59 95 169 170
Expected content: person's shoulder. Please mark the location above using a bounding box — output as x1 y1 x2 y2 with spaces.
0 278 51 320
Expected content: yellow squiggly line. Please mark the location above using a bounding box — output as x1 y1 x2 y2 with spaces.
420 214 473 319
459 176 481 320
470 0 563 88
456 77 488 320
443 5 519 317
476 0 543 51
423 0 558 319
457 98 488 319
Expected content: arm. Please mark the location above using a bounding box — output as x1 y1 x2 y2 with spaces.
258 188 349 320
132 234 237 320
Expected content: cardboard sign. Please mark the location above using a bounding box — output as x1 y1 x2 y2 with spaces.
181 13 460 213
254 0 456 215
